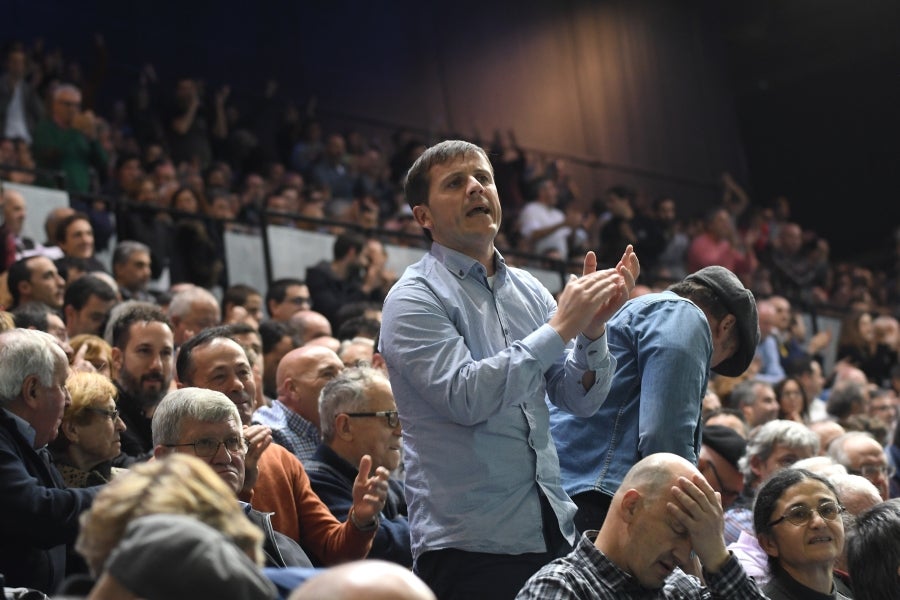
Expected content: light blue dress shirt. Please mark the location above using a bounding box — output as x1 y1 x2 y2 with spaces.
252 400 320 464
754 334 786 384
379 242 615 560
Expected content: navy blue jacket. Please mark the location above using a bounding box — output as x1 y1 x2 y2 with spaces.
305 444 412 567
0 410 99 593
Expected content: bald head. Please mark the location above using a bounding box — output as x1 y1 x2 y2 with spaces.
288 309 332 345
289 560 436 600
44 206 75 243
2 189 26 235
809 420 846 455
595 453 707 590
275 345 344 425
305 335 341 353
757 300 777 337
616 453 699 502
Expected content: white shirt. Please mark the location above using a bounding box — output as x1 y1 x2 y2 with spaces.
4 82 31 144
518 201 571 259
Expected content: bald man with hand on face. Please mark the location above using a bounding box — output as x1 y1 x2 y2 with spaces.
517 453 767 600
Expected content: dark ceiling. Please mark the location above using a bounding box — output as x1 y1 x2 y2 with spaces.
715 0 900 264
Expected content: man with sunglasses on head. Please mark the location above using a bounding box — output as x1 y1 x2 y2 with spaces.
305 366 411 567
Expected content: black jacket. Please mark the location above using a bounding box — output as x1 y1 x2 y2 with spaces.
243 504 313 568
0 411 98 593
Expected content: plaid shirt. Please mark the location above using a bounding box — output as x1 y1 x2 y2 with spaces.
252 400 320 464
516 532 768 600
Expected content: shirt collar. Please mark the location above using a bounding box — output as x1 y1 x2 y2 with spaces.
430 241 507 282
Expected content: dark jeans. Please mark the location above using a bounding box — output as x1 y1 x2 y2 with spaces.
571 490 613 535
414 492 571 600
416 548 556 600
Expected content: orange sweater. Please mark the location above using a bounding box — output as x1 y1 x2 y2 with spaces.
247 443 374 565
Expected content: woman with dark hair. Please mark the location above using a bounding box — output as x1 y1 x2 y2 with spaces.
168 185 224 289
846 499 900 600
836 309 897 387
774 376 810 424
753 468 851 599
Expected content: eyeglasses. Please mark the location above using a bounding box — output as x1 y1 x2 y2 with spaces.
768 501 845 528
704 461 742 501
165 436 248 458
343 410 400 428
287 296 311 306
85 407 119 421
849 464 896 478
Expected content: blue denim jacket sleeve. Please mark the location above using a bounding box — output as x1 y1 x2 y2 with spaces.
552 293 710 497
632 300 710 460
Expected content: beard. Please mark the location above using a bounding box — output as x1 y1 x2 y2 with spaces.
120 368 170 410
133 387 167 410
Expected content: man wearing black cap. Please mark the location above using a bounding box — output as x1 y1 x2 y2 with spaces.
699 424 748 508
551 265 760 532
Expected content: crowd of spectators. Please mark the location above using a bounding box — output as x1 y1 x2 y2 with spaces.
1 36 898 320
1 34 900 600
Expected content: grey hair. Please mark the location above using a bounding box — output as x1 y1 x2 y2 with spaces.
152 387 240 447
830 473 882 517
729 378 769 409
167 286 220 320
0 329 67 405
826 381 868 420
827 431 879 469
792 456 848 480
318 366 388 443
738 419 820 484
112 240 151 266
52 83 81 100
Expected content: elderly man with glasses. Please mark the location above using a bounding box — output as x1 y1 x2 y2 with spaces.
174 325 389 566
305 366 411 567
827 430 894 500
152 386 314 568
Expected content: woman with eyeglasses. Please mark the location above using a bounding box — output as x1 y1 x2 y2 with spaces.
49 371 127 487
753 467 852 599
